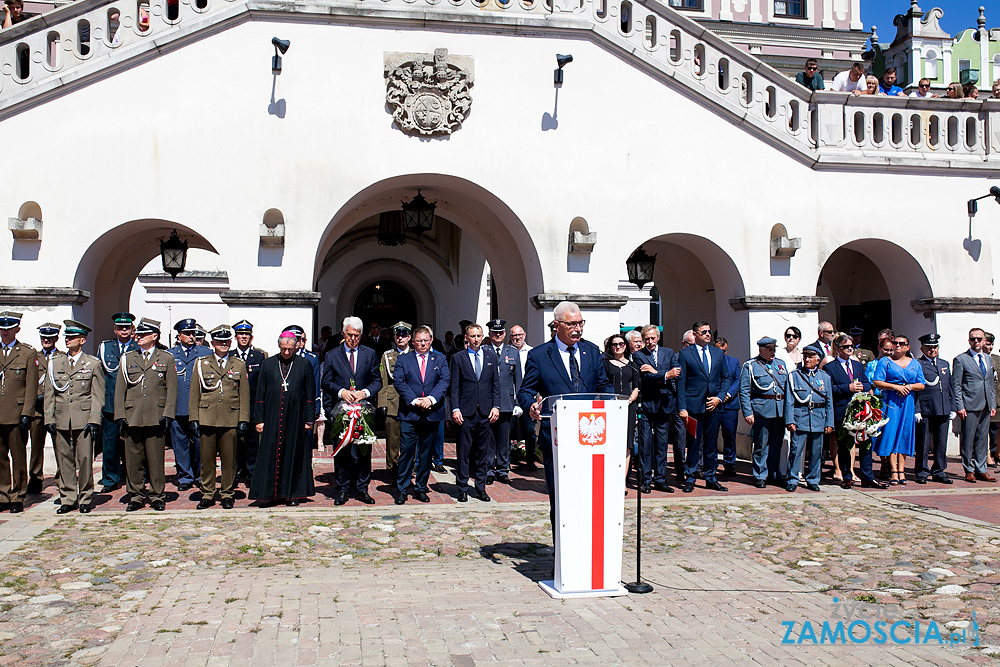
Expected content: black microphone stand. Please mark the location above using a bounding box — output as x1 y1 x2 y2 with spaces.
624 410 652 594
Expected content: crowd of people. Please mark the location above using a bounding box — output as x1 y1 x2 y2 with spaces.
1 304 997 517
797 58 999 100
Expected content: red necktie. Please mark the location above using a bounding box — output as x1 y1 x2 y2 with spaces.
349 348 355 373
846 360 853 382
420 354 427 382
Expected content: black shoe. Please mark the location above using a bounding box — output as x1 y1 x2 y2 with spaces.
221 498 234 509
806 483 821 492
334 494 348 506
640 484 652 494
785 484 798 493
197 499 214 510
53 497 61 505
56 504 75 514
433 464 447 474
414 490 430 503
358 492 376 505
682 483 694 493
914 477 928 485
723 464 736 476
861 480 889 489
287 499 300 507
693 470 704 480
126 501 144 512
522 461 537 470
754 480 767 489
706 481 728 492
935 476 954 485
151 500 165 511
457 491 468 502
395 495 407 505
475 490 491 502
653 482 674 493
9 502 23 513
100 484 119 494
177 483 192 492
79 505 91 514
486 476 495 486
26 479 43 494
497 474 510 485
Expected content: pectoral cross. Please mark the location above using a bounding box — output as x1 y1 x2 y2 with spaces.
281 378 289 392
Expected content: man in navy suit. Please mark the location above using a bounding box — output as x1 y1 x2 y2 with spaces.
485 319 522 485
715 337 741 477
677 320 731 492
518 301 613 527
632 325 679 493
322 316 383 505
393 325 450 504
450 324 500 502
824 333 885 489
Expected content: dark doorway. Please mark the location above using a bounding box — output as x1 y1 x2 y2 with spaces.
353 280 418 330
839 300 891 341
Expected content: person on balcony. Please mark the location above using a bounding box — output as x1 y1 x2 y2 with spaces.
831 62 867 96
878 67 906 96
860 76 885 96
795 59 824 93
910 78 939 99
2 0 25 28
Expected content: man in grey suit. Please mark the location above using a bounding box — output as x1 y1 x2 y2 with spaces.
952 327 998 483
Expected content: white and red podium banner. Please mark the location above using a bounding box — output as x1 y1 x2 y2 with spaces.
539 397 628 598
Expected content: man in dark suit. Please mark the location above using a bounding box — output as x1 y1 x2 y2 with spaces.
714 337 741 477
810 321 836 359
450 324 500 502
914 333 955 484
952 327 997 483
518 301 613 527
322 316 383 504
632 324 679 492
677 320 731 492
824 333 885 489
485 319 522 485
393 325 450 504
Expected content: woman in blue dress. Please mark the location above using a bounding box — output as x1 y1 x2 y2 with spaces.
872 335 926 485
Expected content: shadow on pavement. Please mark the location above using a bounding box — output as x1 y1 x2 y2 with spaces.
479 541 554 583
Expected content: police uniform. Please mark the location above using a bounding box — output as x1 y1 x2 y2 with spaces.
189 325 249 508
914 333 956 483
230 319 267 481
29 323 65 494
486 319 522 484
167 318 211 489
114 318 178 510
44 321 103 512
0 311 38 512
738 337 788 486
378 321 411 478
783 345 833 491
97 312 138 491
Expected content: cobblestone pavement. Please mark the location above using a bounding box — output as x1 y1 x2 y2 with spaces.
1 480 999 666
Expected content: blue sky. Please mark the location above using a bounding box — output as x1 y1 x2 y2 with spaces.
862 1 989 40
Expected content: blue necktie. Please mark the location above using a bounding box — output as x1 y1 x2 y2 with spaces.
700 346 710 372
979 353 988 378
474 351 481 379
567 346 581 392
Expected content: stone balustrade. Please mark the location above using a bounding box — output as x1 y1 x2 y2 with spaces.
1 0 998 172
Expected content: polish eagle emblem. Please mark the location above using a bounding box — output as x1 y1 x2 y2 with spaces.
578 412 606 446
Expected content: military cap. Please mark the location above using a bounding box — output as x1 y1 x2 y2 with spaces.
136 318 161 335
37 322 62 337
756 336 777 347
111 312 136 325
63 320 92 336
0 311 23 329
194 326 207 339
282 325 305 338
174 318 198 333
848 327 865 337
209 324 234 341
918 333 941 346
486 319 507 332
233 319 254 333
802 343 823 357
391 321 412 335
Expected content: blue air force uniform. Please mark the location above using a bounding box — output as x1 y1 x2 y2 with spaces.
97 312 138 489
784 349 833 490
914 333 955 482
738 338 788 484
167 319 211 487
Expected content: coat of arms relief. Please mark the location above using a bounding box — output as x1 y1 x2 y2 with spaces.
384 48 474 136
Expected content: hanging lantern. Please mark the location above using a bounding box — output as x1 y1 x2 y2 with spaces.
626 246 656 289
401 190 436 236
159 230 188 280
377 211 407 246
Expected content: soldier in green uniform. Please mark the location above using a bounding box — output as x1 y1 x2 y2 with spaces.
189 325 249 509
30 322 64 494
114 318 178 512
44 320 103 513
378 322 411 481
0 311 38 513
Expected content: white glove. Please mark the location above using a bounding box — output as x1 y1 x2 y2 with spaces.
513 406 523 417
949 412 956 420
914 413 922 423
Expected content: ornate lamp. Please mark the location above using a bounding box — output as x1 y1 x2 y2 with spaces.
159 230 188 280
401 190 436 236
626 246 656 289
377 211 407 246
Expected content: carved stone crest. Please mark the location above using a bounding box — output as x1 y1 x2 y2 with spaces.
384 49 474 136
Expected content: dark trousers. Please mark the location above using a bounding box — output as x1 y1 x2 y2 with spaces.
990 421 999 462
489 412 513 477
100 411 125 487
335 443 372 496
837 434 875 483
915 415 950 480
513 411 537 463
0 423 28 503
959 406 991 474
685 411 721 484
668 412 690 479
170 416 200 485
750 416 785 482
398 420 437 496
638 410 671 485
456 410 495 493
719 408 739 465
236 426 259 479
28 419 46 485
124 425 166 502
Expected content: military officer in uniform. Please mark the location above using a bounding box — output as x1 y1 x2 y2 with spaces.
44 320 103 513
784 344 833 493
377 322 411 481
914 333 956 484
167 318 211 491
98 312 137 492
485 319 522 485
850 327 876 366
189 325 249 509
0 311 38 513
230 320 266 484
738 337 788 488
115 318 178 511
29 322 64 494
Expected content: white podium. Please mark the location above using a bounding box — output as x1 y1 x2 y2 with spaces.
538 394 629 599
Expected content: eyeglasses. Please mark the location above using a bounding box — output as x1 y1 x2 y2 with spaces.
839 344 855 349
611 342 626 348
805 66 817 71
821 330 835 334
919 83 930 88
893 341 909 346
970 337 984 342
510 333 525 337
784 333 800 339
948 87 958 91
695 329 711 335
557 320 585 329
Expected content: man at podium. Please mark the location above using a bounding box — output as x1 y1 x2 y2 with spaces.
518 301 613 528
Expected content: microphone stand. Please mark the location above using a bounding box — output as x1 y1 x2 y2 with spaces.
624 410 652 594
